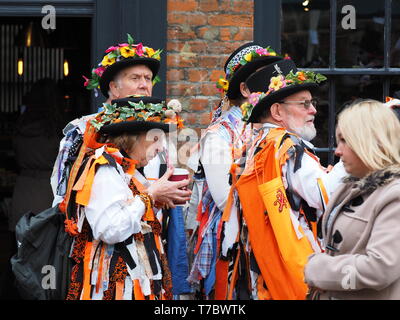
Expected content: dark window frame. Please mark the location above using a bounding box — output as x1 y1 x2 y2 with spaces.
255 0 400 164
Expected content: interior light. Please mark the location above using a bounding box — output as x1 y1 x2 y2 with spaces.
304 7 310 12
17 58 24 76
302 0 309 6
63 59 69 77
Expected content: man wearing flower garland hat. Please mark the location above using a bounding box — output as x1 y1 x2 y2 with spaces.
186 42 283 299
51 34 173 207
220 59 346 299
83 33 162 104
64 96 190 300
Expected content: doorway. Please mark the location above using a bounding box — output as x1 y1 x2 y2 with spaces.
0 16 91 291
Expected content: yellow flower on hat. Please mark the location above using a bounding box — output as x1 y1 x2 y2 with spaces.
145 47 155 57
244 52 253 62
240 102 250 117
120 46 136 58
269 52 277 56
217 78 229 92
269 75 285 91
101 55 116 66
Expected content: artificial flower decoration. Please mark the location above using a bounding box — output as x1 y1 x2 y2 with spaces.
296 71 306 81
284 70 327 85
83 33 163 92
136 43 144 56
216 46 286 95
240 70 326 122
101 55 116 67
248 92 262 106
167 99 183 113
269 75 286 91
255 48 269 56
146 47 155 57
90 96 184 131
244 52 253 62
120 46 136 58
94 66 105 77
216 77 230 93
240 100 257 122
226 46 282 80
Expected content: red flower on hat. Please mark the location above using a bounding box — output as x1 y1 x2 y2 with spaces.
94 66 106 77
105 46 119 53
136 43 144 56
255 48 269 56
83 75 89 87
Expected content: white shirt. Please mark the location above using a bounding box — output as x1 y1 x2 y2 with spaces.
200 132 233 211
84 162 145 245
190 106 247 212
251 123 345 208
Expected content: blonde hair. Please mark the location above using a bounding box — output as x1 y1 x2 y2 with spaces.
338 99 400 171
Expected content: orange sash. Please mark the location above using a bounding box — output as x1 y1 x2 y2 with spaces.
235 128 314 300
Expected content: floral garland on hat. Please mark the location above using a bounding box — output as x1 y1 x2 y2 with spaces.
90 96 184 131
83 34 163 94
216 47 289 94
240 70 327 121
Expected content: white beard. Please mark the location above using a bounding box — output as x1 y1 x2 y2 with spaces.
287 117 317 141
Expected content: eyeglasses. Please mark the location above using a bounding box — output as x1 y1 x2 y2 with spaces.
278 99 318 109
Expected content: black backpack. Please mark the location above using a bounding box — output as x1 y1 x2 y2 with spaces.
10 206 73 300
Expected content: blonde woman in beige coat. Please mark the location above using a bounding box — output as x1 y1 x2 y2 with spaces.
304 99 400 300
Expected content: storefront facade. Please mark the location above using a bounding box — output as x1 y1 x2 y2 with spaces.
0 1 398 265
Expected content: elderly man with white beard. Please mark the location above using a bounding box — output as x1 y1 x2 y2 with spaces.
220 59 346 300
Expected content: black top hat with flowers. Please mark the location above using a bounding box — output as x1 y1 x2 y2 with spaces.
241 59 327 123
216 42 283 100
83 34 162 98
90 96 184 134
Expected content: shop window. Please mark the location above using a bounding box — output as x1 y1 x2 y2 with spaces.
279 0 400 166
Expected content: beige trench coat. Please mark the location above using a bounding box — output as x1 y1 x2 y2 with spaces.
304 165 400 300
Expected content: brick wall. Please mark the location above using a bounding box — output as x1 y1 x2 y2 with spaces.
166 0 254 132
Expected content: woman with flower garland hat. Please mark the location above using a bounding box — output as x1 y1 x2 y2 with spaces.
219 59 346 299
186 42 282 299
64 96 190 300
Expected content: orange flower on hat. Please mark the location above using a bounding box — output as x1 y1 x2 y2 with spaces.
120 46 136 58
101 55 116 66
177 117 185 129
297 71 307 81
